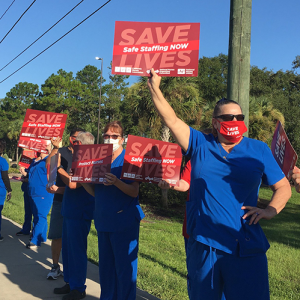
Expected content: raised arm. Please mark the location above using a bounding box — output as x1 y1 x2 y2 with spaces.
147 68 190 152
46 137 61 166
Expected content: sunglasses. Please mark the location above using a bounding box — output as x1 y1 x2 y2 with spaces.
73 140 81 145
214 114 245 121
103 134 121 140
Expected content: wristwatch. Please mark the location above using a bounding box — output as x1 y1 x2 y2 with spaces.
57 165 64 171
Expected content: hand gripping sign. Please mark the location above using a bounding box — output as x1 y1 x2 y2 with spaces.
121 135 182 186
271 121 298 180
70 144 113 184
18 109 67 153
112 21 200 77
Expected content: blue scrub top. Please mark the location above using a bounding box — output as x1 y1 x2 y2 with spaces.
94 149 145 232
185 127 285 257
62 186 95 220
27 156 51 199
0 157 9 205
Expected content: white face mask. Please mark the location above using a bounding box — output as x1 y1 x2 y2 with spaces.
104 138 121 152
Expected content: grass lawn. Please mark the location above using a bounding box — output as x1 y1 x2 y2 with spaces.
2 182 300 300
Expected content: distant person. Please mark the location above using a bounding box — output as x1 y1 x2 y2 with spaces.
51 131 95 300
82 121 145 300
0 139 12 241
292 166 300 193
25 142 53 249
46 128 84 280
147 69 291 300
16 166 33 236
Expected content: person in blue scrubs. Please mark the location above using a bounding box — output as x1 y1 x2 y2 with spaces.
147 69 291 300
83 121 145 300
0 139 12 241
16 166 33 236
26 142 54 248
51 131 95 300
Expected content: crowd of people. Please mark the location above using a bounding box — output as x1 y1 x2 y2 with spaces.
0 69 299 300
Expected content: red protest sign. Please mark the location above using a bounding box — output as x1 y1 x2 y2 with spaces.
19 155 33 168
112 21 200 77
271 121 298 180
70 144 113 184
18 149 37 168
121 135 182 186
18 109 67 153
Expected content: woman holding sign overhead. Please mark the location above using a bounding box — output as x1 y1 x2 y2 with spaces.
147 69 291 300
82 121 144 300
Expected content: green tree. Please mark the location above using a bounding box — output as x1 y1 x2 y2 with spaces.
76 65 106 137
104 71 129 123
197 54 228 101
7 119 23 161
248 96 285 144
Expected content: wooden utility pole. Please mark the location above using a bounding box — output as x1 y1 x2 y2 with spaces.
227 0 252 135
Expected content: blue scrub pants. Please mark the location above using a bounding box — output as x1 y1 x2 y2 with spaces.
30 195 53 246
186 238 269 300
0 204 3 237
97 221 140 300
62 217 91 293
21 191 32 234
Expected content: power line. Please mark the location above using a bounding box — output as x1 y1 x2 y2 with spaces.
0 0 16 21
0 0 112 84
0 0 85 72
0 0 36 44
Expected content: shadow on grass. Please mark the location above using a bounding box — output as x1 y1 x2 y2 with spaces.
139 252 187 279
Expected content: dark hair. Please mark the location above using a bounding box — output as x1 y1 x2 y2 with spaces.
70 128 85 136
0 139 6 155
103 121 124 137
212 98 242 118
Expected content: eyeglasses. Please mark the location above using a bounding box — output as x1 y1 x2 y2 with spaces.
103 134 121 140
214 114 245 121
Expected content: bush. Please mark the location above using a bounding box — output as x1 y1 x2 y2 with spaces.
139 182 188 207
8 167 20 174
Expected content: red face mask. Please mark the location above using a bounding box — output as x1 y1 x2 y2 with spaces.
216 120 248 142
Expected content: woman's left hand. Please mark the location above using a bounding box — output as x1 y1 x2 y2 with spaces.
241 205 276 225
104 173 117 186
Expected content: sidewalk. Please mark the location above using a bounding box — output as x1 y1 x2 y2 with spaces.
0 216 160 300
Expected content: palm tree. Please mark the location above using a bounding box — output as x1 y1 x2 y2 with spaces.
7 119 23 161
249 96 285 144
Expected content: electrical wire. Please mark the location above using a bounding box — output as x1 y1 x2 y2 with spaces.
0 0 112 84
0 0 16 21
0 0 85 72
0 0 36 44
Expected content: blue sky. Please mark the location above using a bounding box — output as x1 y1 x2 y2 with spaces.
0 0 299 99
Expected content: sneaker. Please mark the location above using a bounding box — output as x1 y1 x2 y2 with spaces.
54 283 70 294
26 242 38 249
62 290 86 300
16 231 30 236
47 265 63 280
0 236 3 242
